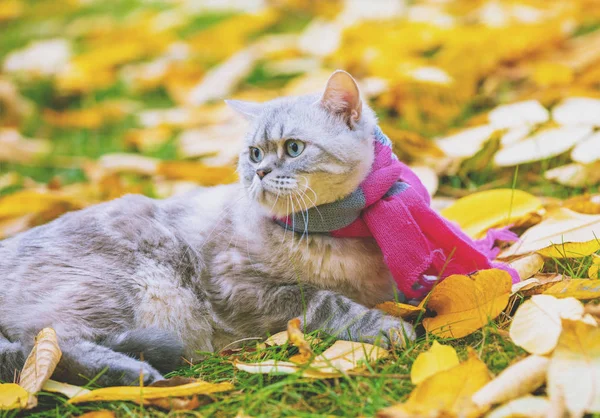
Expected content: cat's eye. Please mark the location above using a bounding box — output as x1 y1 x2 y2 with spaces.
285 140 305 158
249 147 264 163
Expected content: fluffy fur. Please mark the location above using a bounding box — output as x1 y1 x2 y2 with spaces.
0 71 414 385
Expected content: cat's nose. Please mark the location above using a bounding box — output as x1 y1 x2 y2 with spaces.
256 168 272 180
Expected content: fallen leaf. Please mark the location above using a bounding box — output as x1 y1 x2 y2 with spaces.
42 380 90 399
157 161 238 186
552 97 600 126
0 128 51 164
19 328 62 408
145 377 202 410
435 125 496 159
547 319 600 416
509 295 593 355
500 208 600 258
98 153 160 176
441 189 542 238
287 318 313 364
562 194 600 215
235 340 388 378
0 190 83 220
589 255 600 279
410 341 459 385
376 301 425 319
543 279 600 300
76 411 116 418
494 126 593 167
378 352 491 418
511 273 564 296
544 162 600 188
472 355 549 408
508 253 544 281
486 396 550 418
0 384 28 410
409 165 438 196
571 131 600 164
69 380 233 404
488 100 549 128
423 269 512 339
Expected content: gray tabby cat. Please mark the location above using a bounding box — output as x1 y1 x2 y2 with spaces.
0 70 415 386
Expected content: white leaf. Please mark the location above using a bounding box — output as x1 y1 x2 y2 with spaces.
552 97 600 126
571 131 600 164
435 125 496 158
489 100 549 129
494 126 593 167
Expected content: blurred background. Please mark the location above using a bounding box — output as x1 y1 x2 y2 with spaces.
1 0 600 238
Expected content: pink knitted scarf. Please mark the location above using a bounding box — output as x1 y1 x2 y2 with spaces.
277 127 520 300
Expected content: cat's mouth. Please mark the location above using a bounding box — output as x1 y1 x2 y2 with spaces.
250 176 315 217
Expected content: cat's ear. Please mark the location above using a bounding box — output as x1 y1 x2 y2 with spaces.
225 99 263 120
320 70 362 127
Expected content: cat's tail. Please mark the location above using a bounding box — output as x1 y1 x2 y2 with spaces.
0 333 26 383
102 328 185 374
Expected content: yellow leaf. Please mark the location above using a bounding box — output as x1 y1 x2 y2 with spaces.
590 255 600 279
562 194 600 215
19 328 62 408
235 340 388 378
543 279 600 300
378 353 491 418
68 380 233 404
486 396 550 418
508 253 545 281
441 189 542 239
0 0 23 21
472 355 549 408
423 269 511 339
0 383 28 410
376 301 424 319
410 341 459 384
501 208 600 258
548 319 600 416
509 295 593 355
287 318 313 364
531 62 574 87
157 161 238 186
0 190 82 220
76 411 116 418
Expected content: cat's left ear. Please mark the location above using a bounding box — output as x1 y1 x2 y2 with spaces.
225 99 263 120
320 70 362 127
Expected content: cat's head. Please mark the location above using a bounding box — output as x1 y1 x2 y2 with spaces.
227 70 377 217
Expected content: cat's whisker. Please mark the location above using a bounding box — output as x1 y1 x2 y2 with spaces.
293 190 311 252
297 176 325 223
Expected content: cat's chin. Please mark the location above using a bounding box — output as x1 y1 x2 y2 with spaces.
254 191 298 218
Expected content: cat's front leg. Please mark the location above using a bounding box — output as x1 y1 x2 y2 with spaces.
300 289 416 348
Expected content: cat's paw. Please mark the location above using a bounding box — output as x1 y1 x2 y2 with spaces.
99 361 164 386
376 316 416 349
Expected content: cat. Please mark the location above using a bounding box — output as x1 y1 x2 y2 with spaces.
0 70 415 386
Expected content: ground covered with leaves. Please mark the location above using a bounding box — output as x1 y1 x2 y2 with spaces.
1 0 600 417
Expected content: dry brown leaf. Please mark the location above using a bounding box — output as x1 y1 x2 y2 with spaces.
511 273 564 296
378 351 491 418
562 194 600 215
19 328 62 408
472 355 549 408
423 269 512 339
548 319 600 416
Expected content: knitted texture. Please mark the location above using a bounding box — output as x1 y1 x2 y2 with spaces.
277 126 520 300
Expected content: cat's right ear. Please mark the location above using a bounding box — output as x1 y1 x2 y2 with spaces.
225 100 263 120
320 70 362 128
